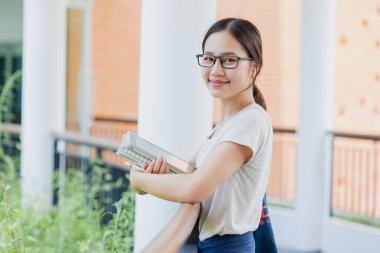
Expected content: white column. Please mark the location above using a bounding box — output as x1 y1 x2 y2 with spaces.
21 0 66 210
295 0 335 251
135 0 216 251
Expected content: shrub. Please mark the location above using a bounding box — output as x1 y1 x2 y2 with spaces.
0 159 135 253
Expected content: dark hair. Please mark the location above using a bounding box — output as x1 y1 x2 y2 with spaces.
202 18 267 111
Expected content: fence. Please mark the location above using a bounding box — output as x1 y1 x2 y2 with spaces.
267 128 298 207
2 123 380 228
52 130 133 224
331 132 380 226
90 119 300 207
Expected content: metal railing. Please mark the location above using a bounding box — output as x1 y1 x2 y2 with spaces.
91 119 300 207
267 128 298 207
52 130 133 225
0 124 135 251
4 122 379 227
0 124 134 222
90 117 137 142
330 131 380 226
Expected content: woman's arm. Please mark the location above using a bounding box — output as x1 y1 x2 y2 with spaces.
130 141 252 203
136 149 200 252
139 203 200 253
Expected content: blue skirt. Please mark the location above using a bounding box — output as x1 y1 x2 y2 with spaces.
198 231 255 253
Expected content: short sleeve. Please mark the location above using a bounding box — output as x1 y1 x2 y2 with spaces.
218 110 268 161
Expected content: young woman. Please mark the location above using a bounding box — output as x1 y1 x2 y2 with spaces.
130 17 273 253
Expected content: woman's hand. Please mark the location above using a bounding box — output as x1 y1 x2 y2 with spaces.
145 155 171 174
129 155 170 195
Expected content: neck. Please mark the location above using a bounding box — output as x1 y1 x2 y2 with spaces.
219 96 255 121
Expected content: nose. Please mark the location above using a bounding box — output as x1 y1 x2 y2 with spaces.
210 58 225 76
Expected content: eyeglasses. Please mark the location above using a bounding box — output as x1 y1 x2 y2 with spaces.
196 54 253 69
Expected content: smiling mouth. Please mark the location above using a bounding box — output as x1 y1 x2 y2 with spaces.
209 79 230 88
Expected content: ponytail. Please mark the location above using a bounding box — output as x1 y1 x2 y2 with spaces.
253 85 267 111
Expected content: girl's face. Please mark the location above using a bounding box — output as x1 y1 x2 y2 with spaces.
201 30 255 100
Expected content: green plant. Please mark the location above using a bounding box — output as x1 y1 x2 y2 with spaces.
0 184 24 253
0 158 135 252
0 71 135 252
0 71 24 252
103 188 135 253
0 70 22 181
0 70 21 124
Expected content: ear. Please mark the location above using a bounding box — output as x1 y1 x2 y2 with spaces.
250 62 257 78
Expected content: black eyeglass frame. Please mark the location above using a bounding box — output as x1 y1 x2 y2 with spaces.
196 54 253 69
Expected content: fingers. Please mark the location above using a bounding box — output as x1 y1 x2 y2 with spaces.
164 162 171 174
153 155 163 174
159 156 171 174
143 155 169 174
159 156 167 174
145 160 155 173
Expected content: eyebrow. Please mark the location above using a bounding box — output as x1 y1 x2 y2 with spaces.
203 51 238 56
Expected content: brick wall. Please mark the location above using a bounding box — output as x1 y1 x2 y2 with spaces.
67 0 380 136
63 0 380 214
216 0 301 129
335 0 380 135
216 0 301 200
66 0 142 139
92 0 141 120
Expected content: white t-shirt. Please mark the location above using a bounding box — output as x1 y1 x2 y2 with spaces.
196 103 273 241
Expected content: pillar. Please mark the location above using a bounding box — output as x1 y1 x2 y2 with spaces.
295 0 336 251
21 0 66 210
135 0 216 251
